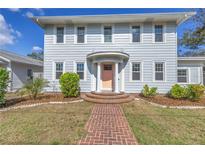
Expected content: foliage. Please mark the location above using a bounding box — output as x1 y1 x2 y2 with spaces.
186 84 205 101
180 49 205 57
19 78 48 100
141 84 157 97
16 88 27 99
27 51 44 61
0 68 9 105
169 84 205 101
59 72 80 97
181 9 205 50
169 84 187 99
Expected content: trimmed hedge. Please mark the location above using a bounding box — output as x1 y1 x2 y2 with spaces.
59 72 80 97
0 68 9 105
141 84 157 97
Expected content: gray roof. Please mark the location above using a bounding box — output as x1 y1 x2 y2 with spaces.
32 12 196 28
0 49 43 66
178 57 205 61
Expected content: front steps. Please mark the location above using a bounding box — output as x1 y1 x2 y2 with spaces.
81 91 134 104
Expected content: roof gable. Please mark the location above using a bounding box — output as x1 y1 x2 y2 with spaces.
0 50 43 66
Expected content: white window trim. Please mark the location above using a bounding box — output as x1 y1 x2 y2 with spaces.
152 23 166 43
75 61 87 81
153 61 166 82
52 61 65 81
177 68 190 84
129 61 143 82
129 23 143 43
177 67 191 84
54 25 66 44
101 24 114 44
74 25 87 44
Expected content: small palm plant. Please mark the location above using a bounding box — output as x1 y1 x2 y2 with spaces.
19 78 48 100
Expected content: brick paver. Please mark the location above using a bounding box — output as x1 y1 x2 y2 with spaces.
79 104 137 145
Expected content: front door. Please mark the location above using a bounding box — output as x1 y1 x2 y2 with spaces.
101 64 113 91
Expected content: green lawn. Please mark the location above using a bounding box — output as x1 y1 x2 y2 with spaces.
122 101 205 144
0 102 93 144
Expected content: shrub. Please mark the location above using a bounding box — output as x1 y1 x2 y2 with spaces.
59 72 80 97
169 84 187 99
141 84 157 97
0 68 9 105
186 84 205 101
20 78 48 100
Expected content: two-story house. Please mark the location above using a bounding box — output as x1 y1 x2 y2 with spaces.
32 12 205 96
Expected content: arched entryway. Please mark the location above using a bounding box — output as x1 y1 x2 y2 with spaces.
87 51 129 93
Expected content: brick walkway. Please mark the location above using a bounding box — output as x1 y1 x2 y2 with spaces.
79 104 137 145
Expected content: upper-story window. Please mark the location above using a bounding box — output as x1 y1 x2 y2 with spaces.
77 27 85 43
56 27 64 43
104 26 112 43
132 26 141 42
155 25 163 42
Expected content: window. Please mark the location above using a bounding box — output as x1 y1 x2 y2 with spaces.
104 26 112 42
178 69 188 83
132 26 141 42
77 27 85 43
155 62 164 81
132 63 141 80
55 62 63 79
77 63 84 80
104 64 112 70
27 69 33 80
56 27 64 43
155 25 163 42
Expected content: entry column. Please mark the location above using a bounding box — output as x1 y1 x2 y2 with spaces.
97 62 101 92
115 62 119 93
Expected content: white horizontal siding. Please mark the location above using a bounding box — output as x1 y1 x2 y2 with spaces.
44 22 177 93
178 61 204 84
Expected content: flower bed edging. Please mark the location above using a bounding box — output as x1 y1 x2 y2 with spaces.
136 98 205 110
0 99 84 112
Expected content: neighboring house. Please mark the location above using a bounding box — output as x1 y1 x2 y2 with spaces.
177 57 205 86
0 50 43 91
32 12 205 94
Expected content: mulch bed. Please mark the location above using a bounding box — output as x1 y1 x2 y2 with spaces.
134 94 205 106
2 93 81 108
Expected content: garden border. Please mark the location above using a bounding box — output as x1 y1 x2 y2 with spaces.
136 98 205 109
0 99 84 112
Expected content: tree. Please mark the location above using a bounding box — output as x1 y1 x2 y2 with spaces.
27 51 44 61
0 68 9 106
181 9 205 49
